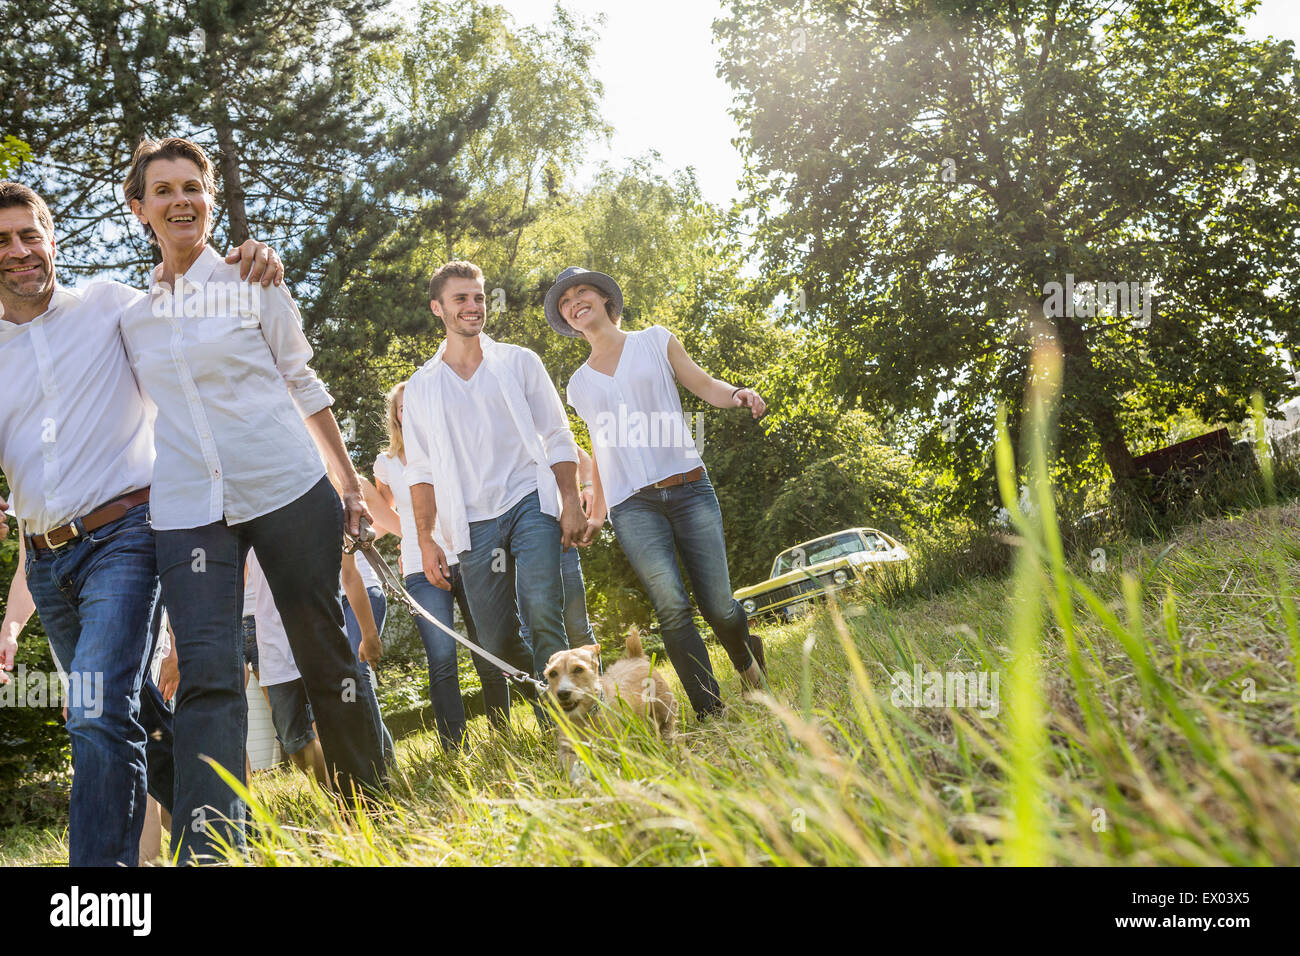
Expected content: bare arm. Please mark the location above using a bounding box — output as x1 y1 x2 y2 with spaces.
664 333 767 419
409 481 450 590
303 408 372 537
550 461 584 550
341 552 381 664
577 446 595 516
1 535 35 684
358 474 400 539
579 451 609 547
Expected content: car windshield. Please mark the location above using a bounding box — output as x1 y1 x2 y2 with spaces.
772 532 870 575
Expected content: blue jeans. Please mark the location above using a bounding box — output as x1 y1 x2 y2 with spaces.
456 491 568 723
24 501 161 866
405 564 509 749
343 584 396 760
155 476 386 864
518 544 595 649
608 472 755 718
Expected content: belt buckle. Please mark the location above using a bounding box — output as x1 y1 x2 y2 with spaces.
45 523 80 551
653 476 675 489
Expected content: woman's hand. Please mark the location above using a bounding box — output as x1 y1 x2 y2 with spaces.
578 512 606 547
158 642 180 703
732 387 767 420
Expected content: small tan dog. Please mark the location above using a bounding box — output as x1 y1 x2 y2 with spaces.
543 628 676 781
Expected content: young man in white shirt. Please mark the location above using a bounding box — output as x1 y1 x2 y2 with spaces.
402 260 587 726
0 181 281 866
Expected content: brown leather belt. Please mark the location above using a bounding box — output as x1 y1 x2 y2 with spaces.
28 488 151 551
642 466 704 493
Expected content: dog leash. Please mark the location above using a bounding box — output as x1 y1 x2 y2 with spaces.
344 521 550 696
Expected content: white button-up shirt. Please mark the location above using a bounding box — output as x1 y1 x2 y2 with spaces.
0 281 155 536
119 245 333 530
402 334 578 555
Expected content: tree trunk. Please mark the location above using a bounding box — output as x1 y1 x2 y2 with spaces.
204 31 250 247
1093 402 1138 481
1051 296 1139 483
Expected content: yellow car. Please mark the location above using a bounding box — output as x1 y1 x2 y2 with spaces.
734 528 909 624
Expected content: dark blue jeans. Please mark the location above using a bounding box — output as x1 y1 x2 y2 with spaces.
456 491 568 724
155 476 386 864
343 584 396 761
24 502 161 866
608 472 755 718
405 564 509 749
518 544 595 649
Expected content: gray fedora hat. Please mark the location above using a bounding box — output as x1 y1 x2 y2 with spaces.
544 266 623 338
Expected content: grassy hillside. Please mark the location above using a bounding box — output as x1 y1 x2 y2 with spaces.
5 499 1297 867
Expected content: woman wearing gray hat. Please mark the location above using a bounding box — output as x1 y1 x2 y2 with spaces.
546 267 768 719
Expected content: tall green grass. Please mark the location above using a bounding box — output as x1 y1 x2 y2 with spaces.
4 350 1297 866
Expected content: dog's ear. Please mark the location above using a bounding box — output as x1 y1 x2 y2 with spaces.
584 643 602 663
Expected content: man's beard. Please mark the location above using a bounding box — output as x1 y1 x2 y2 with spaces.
0 265 54 303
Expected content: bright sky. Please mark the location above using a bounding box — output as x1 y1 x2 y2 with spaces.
495 0 1300 208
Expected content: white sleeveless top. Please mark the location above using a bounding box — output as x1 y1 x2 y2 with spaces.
374 451 458 573
566 325 705 511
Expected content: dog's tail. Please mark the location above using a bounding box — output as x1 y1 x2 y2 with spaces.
625 626 645 659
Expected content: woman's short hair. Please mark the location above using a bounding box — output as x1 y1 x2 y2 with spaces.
0 182 55 240
122 137 218 245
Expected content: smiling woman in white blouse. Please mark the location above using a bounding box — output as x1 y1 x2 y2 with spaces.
545 266 770 722
117 137 386 864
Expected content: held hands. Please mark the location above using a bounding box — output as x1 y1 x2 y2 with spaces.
224 240 284 287
732 387 767 420
578 512 605 547
559 500 588 550
421 539 451 591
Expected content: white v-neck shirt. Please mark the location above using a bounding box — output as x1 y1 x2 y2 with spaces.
401 333 578 554
566 324 704 511
445 367 539 521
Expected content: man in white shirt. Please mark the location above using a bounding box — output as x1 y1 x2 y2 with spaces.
0 181 281 866
403 260 586 724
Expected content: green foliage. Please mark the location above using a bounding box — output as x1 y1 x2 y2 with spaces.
11 495 1299 866
716 0 1300 515
0 134 31 178
0 0 395 280
0 473 71 810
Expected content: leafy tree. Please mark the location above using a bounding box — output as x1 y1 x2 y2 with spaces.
311 0 609 460
716 0 1300 514
0 0 394 280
